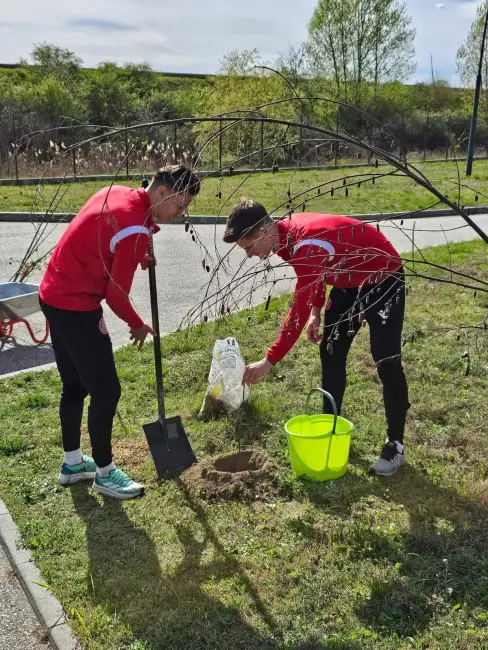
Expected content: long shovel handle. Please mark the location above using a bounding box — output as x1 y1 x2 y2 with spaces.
147 236 165 422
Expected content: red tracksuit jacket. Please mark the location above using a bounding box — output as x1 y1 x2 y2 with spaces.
266 213 402 364
40 186 158 330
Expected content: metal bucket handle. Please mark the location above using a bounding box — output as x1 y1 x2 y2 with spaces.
306 388 338 436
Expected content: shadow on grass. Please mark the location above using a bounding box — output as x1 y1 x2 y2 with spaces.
176 479 365 650
70 483 340 649
70 481 365 650
71 483 278 649
302 460 488 639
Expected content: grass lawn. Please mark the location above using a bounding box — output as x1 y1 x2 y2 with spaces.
1 240 488 650
2 160 488 218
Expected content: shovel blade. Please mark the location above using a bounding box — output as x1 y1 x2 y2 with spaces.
143 416 196 478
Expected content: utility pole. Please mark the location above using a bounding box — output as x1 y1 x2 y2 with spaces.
466 4 488 176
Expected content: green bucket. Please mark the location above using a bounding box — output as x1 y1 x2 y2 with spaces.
285 388 354 481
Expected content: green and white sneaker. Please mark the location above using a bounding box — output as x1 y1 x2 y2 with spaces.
59 454 97 486
93 468 144 500
369 441 405 476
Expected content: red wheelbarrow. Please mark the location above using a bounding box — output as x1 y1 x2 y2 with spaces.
0 282 50 344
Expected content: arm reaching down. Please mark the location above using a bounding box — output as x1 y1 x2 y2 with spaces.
266 249 326 365
105 233 149 331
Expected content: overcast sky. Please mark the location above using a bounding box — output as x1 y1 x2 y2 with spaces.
0 0 482 83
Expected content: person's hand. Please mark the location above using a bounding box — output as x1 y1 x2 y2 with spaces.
140 254 156 271
129 324 155 350
243 358 273 385
306 307 323 344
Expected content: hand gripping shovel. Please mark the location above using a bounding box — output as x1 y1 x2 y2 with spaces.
143 237 197 477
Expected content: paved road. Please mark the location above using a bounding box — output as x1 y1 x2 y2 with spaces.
0 544 49 650
1 214 488 376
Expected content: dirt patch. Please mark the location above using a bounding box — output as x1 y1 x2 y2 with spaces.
180 449 280 502
113 439 149 470
79 427 148 470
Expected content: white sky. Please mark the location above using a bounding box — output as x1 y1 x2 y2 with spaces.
0 0 482 83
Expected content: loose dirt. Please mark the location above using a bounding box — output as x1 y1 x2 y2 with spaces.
180 449 280 502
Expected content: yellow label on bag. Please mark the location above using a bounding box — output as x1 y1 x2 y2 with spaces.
210 384 222 399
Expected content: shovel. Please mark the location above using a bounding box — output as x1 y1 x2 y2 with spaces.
143 236 197 477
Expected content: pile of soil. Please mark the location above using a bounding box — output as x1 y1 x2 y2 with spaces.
181 449 280 502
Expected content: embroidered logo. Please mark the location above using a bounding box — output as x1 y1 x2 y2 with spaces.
378 309 388 324
99 317 108 336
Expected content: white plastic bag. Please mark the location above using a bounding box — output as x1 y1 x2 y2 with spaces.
199 337 250 418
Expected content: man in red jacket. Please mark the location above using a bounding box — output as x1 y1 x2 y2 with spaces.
40 166 200 499
223 200 409 476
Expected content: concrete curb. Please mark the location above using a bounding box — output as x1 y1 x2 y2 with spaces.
0 340 138 381
0 360 58 380
0 213 227 224
1 206 488 224
0 500 82 650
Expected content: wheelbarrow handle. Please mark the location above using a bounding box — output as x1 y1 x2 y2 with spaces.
306 388 338 435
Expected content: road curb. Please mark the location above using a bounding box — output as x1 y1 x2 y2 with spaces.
1 206 488 224
0 340 151 380
0 213 228 224
0 499 82 650
0 360 58 380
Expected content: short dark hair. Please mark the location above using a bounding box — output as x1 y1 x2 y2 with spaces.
153 165 200 197
223 199 271 243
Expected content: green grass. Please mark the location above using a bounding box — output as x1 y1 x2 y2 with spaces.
1 240 488 649
2 159 488 217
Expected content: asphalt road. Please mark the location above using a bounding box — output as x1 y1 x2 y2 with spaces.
1 214 488 376
0 544 49 650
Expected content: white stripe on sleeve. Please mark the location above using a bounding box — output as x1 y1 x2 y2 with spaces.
109 225 151 254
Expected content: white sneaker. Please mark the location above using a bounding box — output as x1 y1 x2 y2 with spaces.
369 441 405 476
92 468 144 500
59 455 97 486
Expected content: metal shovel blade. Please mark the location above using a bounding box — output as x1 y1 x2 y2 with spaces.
143 416 197 478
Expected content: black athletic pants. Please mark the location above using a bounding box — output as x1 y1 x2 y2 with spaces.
319 269 410 443
40 300 120 467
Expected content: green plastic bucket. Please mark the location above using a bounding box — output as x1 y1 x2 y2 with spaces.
285 389 354 481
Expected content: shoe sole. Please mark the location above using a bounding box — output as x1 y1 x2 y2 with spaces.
92 482 145 500
59 472 96 486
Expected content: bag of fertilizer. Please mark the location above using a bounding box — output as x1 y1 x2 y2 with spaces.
199 337 250 418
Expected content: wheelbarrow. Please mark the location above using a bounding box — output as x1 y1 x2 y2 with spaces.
0 282 50 344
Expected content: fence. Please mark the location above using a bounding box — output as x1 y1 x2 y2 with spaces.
1 109 487 182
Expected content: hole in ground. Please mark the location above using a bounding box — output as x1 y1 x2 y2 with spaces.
213 451 263 473
180 449 281 502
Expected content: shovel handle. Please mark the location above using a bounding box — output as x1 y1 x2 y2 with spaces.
306 388 337 435
147 236 165 422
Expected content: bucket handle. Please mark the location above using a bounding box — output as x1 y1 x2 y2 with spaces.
306 388 338 435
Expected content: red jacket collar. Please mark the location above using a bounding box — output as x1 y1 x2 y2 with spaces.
136 187 160 233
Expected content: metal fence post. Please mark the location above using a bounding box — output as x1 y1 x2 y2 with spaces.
12 114 19 181
335 109 339 167
400 114 405 158
219 118 223 170
299 108 304 168
125 118 129 178
423 114 428 162
174 121 177 165
446 115 451 161
71 126 77 178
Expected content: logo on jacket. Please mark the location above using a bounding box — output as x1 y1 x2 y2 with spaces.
99 317 109 336
378 309 388 324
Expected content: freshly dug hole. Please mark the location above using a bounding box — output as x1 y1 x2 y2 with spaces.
180 449 280 502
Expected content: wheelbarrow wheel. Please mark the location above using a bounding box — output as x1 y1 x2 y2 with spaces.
0 320 13 338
